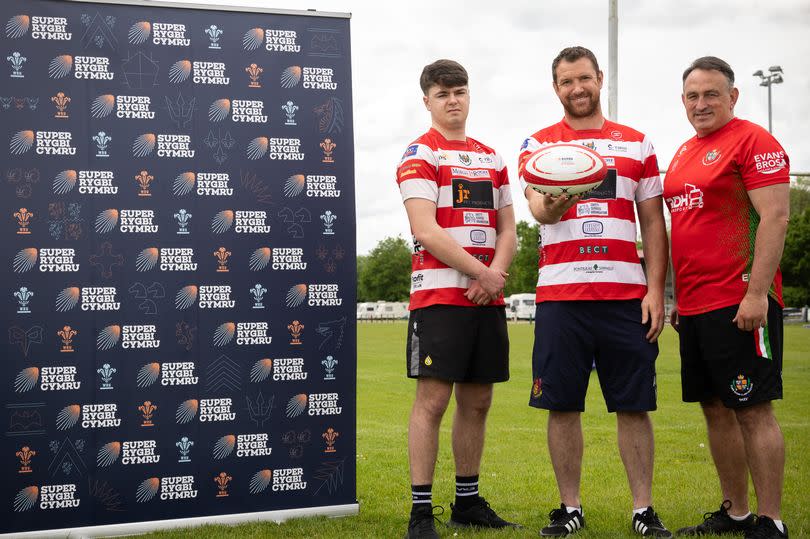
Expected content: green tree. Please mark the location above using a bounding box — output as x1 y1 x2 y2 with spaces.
359 236 411 301
505 220 539 296
356 254 370 301
782 207 810 306
789 182 810 217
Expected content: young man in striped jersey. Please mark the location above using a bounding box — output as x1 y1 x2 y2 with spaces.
666 56 790 539
518 46 670 537
396 59 518 538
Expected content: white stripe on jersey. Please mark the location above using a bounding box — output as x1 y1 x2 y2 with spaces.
537 260 647 287
435 149 505 171
411 267 469 293
637 174 663 202
444 226 497 249
540 217 639 246
499 184 513 207
400 177 439 202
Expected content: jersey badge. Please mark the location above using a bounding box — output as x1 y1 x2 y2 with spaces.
702 149 721 166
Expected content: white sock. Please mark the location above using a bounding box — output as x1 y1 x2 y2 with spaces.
773 520 785 533
729 512 752 521
565 505 583 516
633 507 649 516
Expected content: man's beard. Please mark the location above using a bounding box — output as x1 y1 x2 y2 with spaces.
563 93 599 119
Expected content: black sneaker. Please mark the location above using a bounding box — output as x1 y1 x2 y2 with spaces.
676 500 756 535
540 504 585 537
745 516 788 539
448 496 520 529
405 505 443 539
633 507 672 537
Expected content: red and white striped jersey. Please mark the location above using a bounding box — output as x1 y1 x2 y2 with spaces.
397 128 512 309
518 120 662 303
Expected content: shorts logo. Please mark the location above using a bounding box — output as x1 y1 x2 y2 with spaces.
730 374 753 399
424 355 432 366
532 377 542 398
702 149 721 166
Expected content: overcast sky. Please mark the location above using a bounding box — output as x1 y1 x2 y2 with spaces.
167 0 810 253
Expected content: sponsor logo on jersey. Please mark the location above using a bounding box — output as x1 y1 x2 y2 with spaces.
582 220 604 236
665 183 704 213
403 144 418 159
450 167 490 178
452 179 494 209
753 150 787 175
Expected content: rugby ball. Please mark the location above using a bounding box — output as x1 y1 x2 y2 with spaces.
522 143 608 196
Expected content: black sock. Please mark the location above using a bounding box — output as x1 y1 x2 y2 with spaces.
411 483 432 512
454 474 479 509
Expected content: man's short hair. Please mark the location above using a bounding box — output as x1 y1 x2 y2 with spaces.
420 59 468 95
682 56 735 89
552 46 600 83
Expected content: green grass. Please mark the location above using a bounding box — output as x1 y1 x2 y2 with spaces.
145 324 810 538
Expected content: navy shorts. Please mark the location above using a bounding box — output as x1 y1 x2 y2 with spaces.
529 300 658 413
406 305 509 383
679 297 783 408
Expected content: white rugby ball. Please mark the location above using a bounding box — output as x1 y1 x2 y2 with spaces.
522 143 608 196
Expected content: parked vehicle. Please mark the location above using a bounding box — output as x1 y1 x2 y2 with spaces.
372 301 409 320
356 302 377 320
507 293 536 321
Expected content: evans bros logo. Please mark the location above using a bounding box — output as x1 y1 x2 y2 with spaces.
753 151 787 175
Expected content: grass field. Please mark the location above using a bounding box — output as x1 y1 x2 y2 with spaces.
146 324 810 538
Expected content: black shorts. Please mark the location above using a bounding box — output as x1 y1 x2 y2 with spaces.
406 305 509 383
679 297 783 408
529 300 658 413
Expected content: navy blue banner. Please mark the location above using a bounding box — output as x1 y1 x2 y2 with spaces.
1 0 355 534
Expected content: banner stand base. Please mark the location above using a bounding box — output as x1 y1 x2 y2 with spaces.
3 503 359 538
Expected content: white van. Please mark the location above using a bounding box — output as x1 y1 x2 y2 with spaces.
372 301 409 320
508 293 536 321
356 302 377 320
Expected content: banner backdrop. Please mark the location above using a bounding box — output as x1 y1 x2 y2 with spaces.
1 0 356 535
